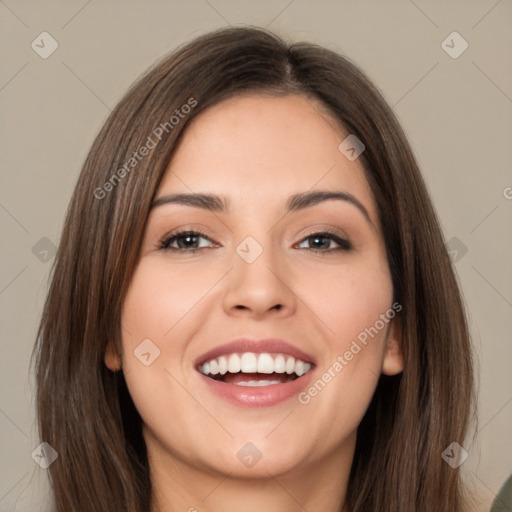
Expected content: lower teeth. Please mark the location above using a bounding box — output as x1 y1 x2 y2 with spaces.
235 380 282 387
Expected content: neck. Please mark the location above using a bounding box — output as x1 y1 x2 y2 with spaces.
148 432 355 512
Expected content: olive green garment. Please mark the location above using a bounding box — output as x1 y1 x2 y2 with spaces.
490 475 512 512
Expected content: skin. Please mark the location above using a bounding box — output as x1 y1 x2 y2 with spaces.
105 93 403 512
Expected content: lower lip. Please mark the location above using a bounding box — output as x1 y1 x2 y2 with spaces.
198 370 315 408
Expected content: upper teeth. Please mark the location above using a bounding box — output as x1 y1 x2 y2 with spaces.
198 353 312 377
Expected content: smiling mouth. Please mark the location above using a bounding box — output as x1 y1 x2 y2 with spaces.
197 352 313 387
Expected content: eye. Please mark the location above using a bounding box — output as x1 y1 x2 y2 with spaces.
296 231 352 253
158 229 352 254
159 230 217 252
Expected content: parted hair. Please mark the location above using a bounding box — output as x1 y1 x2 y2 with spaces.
32 26 475 511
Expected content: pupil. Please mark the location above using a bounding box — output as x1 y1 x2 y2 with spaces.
312 236 328 249
180 235 197 248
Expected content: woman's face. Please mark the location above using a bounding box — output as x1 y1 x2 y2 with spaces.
108 93 403 480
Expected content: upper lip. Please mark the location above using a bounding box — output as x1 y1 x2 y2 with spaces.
195 337 316 368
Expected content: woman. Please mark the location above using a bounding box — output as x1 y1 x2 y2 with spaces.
31 26 475 511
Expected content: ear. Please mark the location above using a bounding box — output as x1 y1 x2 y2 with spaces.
104 342 122 372
381 317 404 376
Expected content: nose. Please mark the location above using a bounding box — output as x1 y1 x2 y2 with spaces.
222 239 297 319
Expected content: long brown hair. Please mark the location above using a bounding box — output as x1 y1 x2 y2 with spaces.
31 26 475 511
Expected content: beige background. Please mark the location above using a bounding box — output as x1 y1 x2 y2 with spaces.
1 1 511 510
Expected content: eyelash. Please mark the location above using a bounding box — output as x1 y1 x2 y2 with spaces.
159 229 352 254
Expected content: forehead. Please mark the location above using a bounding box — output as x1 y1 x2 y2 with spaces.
158 93 377 221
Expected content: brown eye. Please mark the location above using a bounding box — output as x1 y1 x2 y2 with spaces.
160 230 215 252
296 231 352 253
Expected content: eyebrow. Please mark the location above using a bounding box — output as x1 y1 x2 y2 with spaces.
151 190 372 225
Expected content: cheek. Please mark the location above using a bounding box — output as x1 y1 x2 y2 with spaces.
121 259 222 344
119 249 393 458
118 261 212 455
294 258 393 431
299 255 393 353
119 258 225 419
